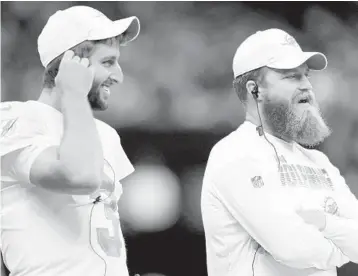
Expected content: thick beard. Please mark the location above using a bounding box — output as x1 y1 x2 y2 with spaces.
262 98 332 148
87 79 108 111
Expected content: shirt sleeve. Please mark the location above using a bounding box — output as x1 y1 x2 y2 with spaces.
110 128 134 181
331 167 358 221
323 215 358 263
314 150 358 221
315 152 358 263
212 156 350 270
1 115 58 184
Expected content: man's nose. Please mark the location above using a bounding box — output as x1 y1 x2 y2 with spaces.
110 65 123 84
299 75 313 91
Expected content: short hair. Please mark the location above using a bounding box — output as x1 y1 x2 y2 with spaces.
233 67 266 105
43 34 126 89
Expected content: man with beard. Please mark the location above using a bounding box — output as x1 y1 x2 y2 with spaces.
201 28 358 276
0 6 140 276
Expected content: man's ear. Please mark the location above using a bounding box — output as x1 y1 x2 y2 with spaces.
246 80 259 100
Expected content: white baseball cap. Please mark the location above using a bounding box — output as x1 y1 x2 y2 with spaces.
232 28 327 78
38 5 140 67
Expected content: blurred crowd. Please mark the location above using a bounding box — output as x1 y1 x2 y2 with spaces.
1 2 358 276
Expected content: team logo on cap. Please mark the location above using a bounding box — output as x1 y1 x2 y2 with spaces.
282 34 299 48
251 176 264 188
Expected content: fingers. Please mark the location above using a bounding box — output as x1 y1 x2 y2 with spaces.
80 58 90 67
72 56 80 62
62 51 90 68
71 55 89 67
62 50 75 61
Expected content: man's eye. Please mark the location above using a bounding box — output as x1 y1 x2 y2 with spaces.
287 74 302 79
103 60 115 66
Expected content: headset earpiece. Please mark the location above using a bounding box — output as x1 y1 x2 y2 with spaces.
251 84 259 99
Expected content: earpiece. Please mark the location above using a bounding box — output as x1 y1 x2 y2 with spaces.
93 195 101 204
251 84 259 99
250 82 281 172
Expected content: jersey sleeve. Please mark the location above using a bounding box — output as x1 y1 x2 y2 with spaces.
110 128 134 181
211 156 350 270
1 106 58 184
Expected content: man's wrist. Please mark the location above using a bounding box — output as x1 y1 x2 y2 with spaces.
56 86 88 97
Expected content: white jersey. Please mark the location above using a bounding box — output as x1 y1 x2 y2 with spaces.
201 121 358 276
0 100 135 276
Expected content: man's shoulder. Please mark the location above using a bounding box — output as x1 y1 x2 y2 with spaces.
95 119 120 141
1 101 39 136
209 123 261 164
1 101 58 123
204 126 268 185
0 101 25 117
299 146 332 165
95 118 116 132
309 148 329 159
204 124 270 193
0 101 54 157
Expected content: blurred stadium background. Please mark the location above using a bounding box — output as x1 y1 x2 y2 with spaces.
1 1 358 276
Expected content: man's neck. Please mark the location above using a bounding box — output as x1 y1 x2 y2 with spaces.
37 87 62 112
245 112 266 133
245 112 293 144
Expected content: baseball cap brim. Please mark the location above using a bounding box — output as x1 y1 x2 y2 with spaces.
268 52 327 71
88 16 140 45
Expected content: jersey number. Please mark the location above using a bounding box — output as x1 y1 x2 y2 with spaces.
96 200 122 257
91 159 122 257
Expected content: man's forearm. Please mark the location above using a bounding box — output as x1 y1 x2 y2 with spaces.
323 214 358 263
59 91 103 182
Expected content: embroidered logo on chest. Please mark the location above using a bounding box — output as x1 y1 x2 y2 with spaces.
251 176 264 188
323 196 339 215
0 118 18 138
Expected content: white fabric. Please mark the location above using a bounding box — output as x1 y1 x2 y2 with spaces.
201 121 358 276
0 100 135 276
232 28 327 78
37 5 140 67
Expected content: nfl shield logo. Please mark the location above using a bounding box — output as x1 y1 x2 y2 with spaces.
251 176 264 188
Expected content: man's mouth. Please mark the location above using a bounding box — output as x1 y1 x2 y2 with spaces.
298 98 309 104
101 85 111 98
296 94 312 104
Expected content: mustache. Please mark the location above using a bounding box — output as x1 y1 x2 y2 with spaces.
87 77 114 96
292 91 315 104
101 78 118 87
